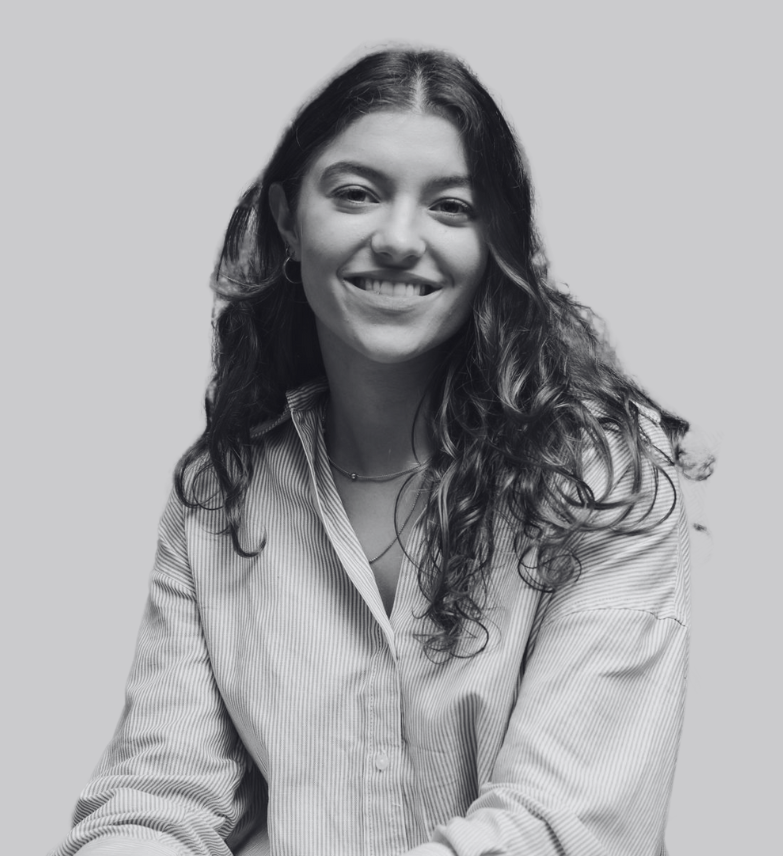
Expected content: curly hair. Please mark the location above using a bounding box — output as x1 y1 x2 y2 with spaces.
175 48 710 658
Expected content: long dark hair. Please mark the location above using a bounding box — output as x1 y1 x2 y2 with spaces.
176 48 709 657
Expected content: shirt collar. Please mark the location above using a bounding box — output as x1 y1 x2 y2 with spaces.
249 377 329 440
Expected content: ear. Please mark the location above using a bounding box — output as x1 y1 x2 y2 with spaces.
269 183 300 258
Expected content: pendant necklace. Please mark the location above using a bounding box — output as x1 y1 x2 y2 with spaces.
327 455 430 483
365 497 420 564
322 404 431 563
327 454 430 564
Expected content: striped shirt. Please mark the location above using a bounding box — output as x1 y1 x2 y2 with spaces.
52 379 690 856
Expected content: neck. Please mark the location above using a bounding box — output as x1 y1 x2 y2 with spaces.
320 343 439 478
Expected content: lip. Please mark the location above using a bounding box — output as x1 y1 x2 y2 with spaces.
343 270 443 288
341 270 444 299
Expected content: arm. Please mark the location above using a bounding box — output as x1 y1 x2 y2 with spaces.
50 490 265 856
411 419 689 856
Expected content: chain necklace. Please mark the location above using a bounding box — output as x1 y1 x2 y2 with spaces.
327 455 430 483
323 398 431 482
328 459 428 563
321 402 429 562
366 497 420 564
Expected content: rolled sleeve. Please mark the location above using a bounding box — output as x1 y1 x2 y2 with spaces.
50 490 264 856
429 609 687 855
411 425 690 856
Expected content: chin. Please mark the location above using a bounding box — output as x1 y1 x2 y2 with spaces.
354 337 449 368
346 334 421 364
359 347 429 366
317 320 452 369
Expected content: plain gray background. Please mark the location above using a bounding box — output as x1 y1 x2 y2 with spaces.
3 1 779 853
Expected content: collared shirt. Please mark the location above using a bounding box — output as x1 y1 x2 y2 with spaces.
52 380 690 856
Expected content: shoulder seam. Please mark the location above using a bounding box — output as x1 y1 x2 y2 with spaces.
541 605 688 630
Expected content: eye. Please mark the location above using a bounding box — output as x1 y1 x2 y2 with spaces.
332 186 378 206
431 198 476 221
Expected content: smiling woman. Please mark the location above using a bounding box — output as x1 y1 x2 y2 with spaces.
270 111 487 368
50 47 709 856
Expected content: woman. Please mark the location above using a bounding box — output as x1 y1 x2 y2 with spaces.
53 48 701 856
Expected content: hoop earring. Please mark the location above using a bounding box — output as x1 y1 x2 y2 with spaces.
282 249 302 284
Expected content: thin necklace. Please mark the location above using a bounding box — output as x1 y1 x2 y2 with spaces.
366 493 420 564
328 455 430 483
322 401 431 482
320 401 428 562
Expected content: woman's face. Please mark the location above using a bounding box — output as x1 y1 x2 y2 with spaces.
270 110 488 368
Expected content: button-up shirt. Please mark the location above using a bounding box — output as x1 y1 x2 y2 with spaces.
52 380 690 856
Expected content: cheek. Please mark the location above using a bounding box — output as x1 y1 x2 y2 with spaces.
298 206 365 269
299 228 336 274
443 220 488 276
456 233 489 292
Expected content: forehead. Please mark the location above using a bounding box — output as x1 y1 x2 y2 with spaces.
306 110 470 182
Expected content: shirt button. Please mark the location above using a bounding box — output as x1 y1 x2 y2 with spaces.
374 750 390 771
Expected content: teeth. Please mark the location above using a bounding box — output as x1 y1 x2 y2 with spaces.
353 278 433 297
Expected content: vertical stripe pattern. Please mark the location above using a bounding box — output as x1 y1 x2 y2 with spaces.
51 380 690 856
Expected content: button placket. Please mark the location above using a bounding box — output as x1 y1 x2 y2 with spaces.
365 634 411 854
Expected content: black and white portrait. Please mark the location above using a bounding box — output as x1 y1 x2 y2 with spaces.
3 3 777 855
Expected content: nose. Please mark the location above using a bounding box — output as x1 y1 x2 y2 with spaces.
370 204 426 264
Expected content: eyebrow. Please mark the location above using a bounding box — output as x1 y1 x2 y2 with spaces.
319 160 473 192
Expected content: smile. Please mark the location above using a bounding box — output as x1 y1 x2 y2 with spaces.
346 277 439 297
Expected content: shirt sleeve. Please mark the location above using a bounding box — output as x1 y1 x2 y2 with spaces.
49 489 266 856
408 417 690 856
